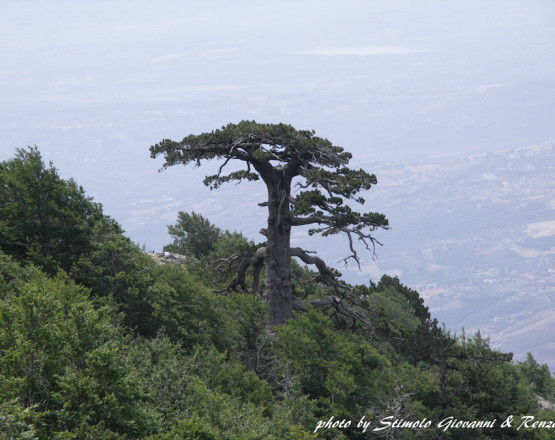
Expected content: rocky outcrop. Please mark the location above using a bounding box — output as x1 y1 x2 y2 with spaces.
538 396 555 411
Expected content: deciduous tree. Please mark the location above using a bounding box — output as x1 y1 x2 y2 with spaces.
164 211 222 258
0 147 102 274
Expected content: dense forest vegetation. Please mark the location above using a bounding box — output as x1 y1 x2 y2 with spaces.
0 147 554 439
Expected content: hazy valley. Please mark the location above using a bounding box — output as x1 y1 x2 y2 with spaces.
132 142 554 370
354 143 555 369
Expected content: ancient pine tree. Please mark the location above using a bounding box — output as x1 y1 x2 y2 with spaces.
150 121 389 326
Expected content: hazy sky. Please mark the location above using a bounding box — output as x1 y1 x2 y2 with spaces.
1 0 555 247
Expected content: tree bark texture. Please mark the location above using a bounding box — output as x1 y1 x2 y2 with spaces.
263 175 293 326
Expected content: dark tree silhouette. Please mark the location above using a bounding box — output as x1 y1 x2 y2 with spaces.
150 121 389 326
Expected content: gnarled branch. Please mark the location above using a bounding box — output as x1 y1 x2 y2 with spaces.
289 247 345 294
225 246 267 293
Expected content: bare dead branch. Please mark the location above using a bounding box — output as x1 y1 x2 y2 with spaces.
211 253 244 273
216 156 232 178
